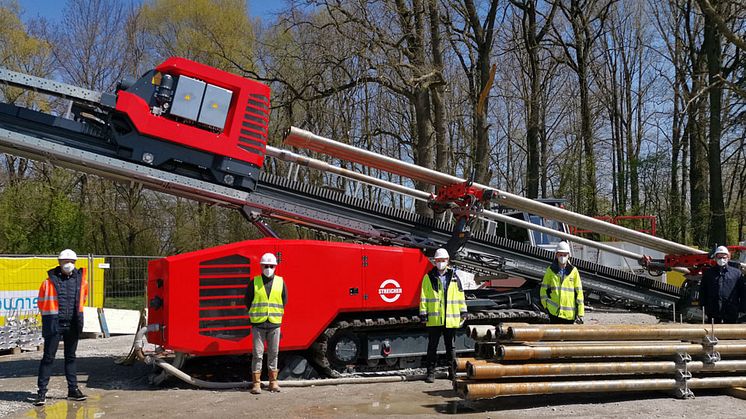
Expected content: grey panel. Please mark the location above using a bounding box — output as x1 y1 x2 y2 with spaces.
198 84 233 130
170 76 205 121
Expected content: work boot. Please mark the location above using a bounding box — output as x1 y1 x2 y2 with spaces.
67 387 87 401
32 391 46 406
268 369 281 392
425 369 435 383
250 372 262 394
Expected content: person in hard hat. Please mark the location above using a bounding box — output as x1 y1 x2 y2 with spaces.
245 252 287 394
33 249 89 406
541 241 584 324
699 246 746 323
419 248 467 383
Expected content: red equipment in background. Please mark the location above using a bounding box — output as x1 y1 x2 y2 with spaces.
146 239 431 356
641 245 746 276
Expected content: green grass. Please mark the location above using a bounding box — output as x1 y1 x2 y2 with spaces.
104 295 146 311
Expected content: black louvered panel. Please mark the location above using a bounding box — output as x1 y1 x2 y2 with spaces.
239 94 269 155
198 254 252 340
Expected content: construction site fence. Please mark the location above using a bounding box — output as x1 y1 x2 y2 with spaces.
0 254 157 325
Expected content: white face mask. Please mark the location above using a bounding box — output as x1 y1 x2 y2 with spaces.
61 262 75 274
716 258 728 267
435 261 448 271
557 256 569 265
262 267 275 277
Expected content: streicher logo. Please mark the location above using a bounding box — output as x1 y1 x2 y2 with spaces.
378 279 402 303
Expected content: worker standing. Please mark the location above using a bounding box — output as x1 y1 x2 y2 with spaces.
541 241 584 324
699 246 746 323
245 253 287 394
420 248 467 383
34 249 89 406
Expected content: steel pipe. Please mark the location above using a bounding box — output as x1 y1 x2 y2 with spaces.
497 341 746 360
507 324 746 342
462 376 746 399
273 137 648 262
468 325 496 341
467 360 746 379
455 357 487 372
265 145 431 200
284 127 702 256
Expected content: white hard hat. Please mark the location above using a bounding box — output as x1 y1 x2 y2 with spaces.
260 253 277 265
713 246 730 257
434 248 449 260
555 241 571 255
58 249 77 261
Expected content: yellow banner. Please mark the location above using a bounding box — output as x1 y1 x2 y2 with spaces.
0 257 105 325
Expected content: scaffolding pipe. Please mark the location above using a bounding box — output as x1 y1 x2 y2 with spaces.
497 341 746 360
283 127 703 256
461 376 746 400
507 324 746 342
467 360 746 379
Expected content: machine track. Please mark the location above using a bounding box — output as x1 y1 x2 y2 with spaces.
310 309 547 378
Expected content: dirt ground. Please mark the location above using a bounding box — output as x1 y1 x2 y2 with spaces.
2 312 746 418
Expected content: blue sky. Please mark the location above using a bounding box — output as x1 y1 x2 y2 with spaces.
17 0 282 22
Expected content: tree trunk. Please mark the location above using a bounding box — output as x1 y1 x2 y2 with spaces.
703 7 727 246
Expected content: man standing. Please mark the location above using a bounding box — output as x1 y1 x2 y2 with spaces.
419 248 467 383
541 241 585 324
245 252 287 394
699 246 746 323
34 249 89 406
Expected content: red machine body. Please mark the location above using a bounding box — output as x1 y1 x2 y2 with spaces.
147 239 432 356
115 57 269 165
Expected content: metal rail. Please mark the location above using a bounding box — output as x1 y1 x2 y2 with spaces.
0 68 114 107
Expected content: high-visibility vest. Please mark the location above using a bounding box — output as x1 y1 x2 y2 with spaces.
541 264 584 320
248 275 284 324
38 267 88 316
419 269 467 328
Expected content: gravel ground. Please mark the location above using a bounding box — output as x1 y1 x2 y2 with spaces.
2 311 746 418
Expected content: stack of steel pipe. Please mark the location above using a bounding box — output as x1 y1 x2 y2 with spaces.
456 323 746 400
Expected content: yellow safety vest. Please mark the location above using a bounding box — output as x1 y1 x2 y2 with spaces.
419 270 467 328
248 275 284 324
541 264 584 320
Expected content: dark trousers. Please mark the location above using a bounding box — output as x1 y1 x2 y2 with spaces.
548 314 575 324
38 325 80 393
426 326 455 371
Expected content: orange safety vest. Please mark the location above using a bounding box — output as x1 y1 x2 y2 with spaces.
38 267 89 316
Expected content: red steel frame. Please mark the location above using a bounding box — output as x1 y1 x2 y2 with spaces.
114 57 270 168
147 239 432 356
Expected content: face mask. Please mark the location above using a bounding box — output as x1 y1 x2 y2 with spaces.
436 261 448 271
557 256 569 265
262 267 275 277
716 258 728 267
62 262 75 274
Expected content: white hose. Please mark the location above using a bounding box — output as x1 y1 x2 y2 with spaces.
150 357 446 388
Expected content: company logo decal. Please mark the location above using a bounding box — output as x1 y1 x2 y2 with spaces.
378 279 402 303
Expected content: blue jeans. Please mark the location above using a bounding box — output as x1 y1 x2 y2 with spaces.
38 323 80 393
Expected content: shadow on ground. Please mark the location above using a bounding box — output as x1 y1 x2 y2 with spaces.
423 388 731 414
